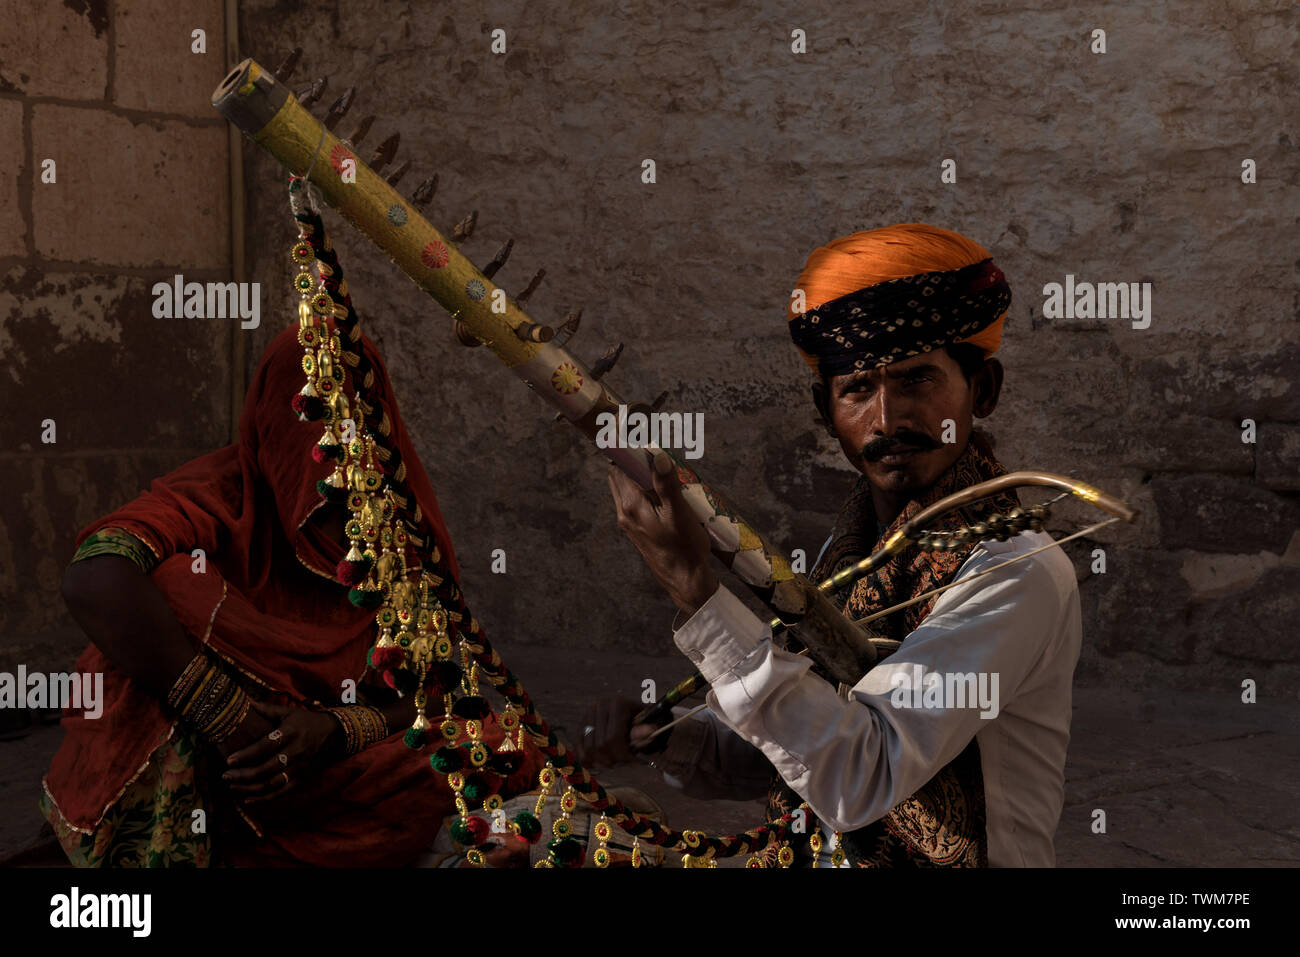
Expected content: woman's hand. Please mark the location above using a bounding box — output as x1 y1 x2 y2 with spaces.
221 701 344 803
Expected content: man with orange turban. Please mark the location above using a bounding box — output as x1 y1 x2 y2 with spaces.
589 223 1081 867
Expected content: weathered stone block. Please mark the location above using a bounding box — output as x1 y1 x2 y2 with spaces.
1151 474 1300 555
114 0 228 116
30 105 229 268
1 269 231 450
0 100 25 257
0 0 108 99
1257 424 1300 491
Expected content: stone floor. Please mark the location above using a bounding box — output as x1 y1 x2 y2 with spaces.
2 645 1297 866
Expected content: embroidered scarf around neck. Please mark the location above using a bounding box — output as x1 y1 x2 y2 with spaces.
763 429 1020 867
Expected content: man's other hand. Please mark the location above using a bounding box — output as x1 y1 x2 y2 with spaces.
576 696 661 768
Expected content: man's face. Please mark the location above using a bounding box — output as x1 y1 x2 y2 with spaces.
824 350 977 497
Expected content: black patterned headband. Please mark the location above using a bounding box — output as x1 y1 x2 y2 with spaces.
789 258 1011 377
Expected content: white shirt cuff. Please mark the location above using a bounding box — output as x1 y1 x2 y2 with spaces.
671 584 770 685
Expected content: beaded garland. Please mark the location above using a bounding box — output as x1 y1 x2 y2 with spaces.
283 175 837 869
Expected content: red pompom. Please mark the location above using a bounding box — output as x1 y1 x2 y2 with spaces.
335 559 370 586
382 669 399 690
370 645 405 670
311 444 329 463
465 815 490 846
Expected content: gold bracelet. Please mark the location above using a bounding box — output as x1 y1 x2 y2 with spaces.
166 654 251 743
325 705 390 755
166 653 210 711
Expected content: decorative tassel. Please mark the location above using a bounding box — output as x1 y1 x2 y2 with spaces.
430 746 465 773
403 726 427 749
450 815 490 847
513 812 542 844
369 644 404 670
349 586 384 609
462 773 496 803
312 441 344 463
335 552 373 585
316 478 349 504
292 391 325 420
547 837 584 867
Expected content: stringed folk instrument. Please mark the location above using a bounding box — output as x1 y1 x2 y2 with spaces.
210 56 1136 867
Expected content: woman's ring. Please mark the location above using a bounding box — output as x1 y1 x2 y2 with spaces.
278 752 289 766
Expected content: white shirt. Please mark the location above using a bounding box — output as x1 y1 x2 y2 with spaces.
659 530 1082 867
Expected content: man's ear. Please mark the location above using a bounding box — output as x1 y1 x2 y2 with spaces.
972 358 1004 418
811 378 836 435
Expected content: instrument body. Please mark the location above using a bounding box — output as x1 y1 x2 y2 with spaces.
212 58 878 685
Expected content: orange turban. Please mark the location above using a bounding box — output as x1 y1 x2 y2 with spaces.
786 223 1009 374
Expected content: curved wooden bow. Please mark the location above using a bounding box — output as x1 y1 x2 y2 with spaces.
635 471 1138 728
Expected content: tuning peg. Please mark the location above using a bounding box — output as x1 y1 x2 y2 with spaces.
343 115 374 148
553 308 582 346
385 160 412 186
296 76 328 109
411 175 438 207
451 210 477 243
369 132 400 173
514 268 545 307
481 239 513 279
453 321 482 347
512 321 554 343
323 86 356 131
275 47 303 83
590 343 623 380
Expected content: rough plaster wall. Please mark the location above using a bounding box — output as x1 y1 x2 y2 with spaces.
2 1 1296 701
235 0 1300 696
0 0 233 671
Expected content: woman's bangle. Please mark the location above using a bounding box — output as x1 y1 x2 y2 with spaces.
324 705 390 755
166 652 251 744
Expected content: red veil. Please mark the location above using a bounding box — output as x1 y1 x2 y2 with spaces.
43 324 537 866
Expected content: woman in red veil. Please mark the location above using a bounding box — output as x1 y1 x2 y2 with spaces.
43 204 539 866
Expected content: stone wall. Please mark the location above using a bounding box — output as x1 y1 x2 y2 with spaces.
0 0 233 672
4 1 1298 699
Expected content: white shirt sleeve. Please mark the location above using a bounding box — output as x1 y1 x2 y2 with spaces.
670 538 1070 834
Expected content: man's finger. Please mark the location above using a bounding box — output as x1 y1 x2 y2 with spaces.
575 705 598 764
606 465 640 515
650 451 683 515
608 464 655 524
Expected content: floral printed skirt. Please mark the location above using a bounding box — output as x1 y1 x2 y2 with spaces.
41 731 212 867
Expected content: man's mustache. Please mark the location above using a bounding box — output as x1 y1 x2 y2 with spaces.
859 432 942 462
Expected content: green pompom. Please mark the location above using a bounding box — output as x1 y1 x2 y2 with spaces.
462 777 489 803
513 812 542 843
430 746 464 773
403 727 427 750
449 819 474 846
547 837 583 866
315 479 348 504
349 587 384 609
